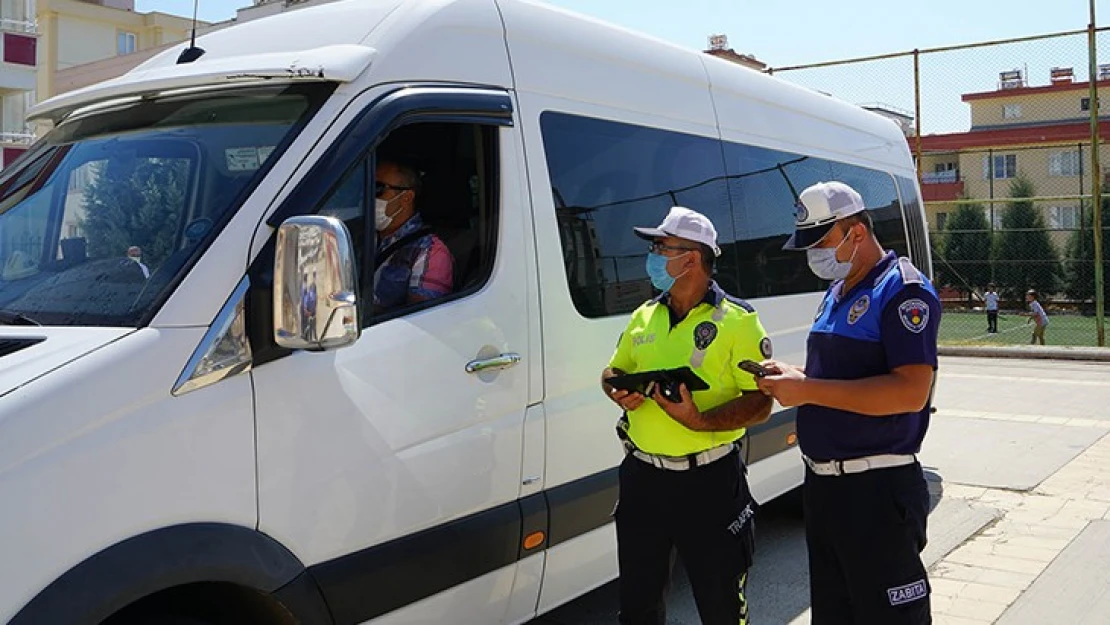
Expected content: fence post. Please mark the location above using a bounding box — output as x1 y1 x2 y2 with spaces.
914 49 923 186
1088 0 1105 346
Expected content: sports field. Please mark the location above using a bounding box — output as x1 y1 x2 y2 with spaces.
939 310 1103 347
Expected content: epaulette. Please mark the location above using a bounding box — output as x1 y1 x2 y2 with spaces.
897 257 923 286
722 293 756 313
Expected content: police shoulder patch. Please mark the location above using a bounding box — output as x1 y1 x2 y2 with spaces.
759 337 773 359
898 298 930 333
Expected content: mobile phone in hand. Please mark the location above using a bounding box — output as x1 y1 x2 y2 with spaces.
738 359 769 378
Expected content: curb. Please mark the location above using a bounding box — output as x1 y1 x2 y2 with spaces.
939 345 1110 362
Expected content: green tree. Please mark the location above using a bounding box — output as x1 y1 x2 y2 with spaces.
1063 198 1110 309
992 176 1060 299
936 200 993 297
81 157 188 267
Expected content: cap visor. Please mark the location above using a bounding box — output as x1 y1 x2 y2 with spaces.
782 222 835 250
633 227 667 241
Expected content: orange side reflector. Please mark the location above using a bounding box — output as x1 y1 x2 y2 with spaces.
786 432 798 446
524 531 545 550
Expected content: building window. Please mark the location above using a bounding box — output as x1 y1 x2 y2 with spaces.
1049 205 1079 230
1081 97 1101 112
982 154 1017 179
1003 104 1022 119
2 32 36 66
1049 150 1082 177
117 31 137 55
936 212 948 231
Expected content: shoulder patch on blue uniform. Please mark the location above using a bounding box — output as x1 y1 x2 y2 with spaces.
898 298 931 333
724 294 756 313
898 257 923 286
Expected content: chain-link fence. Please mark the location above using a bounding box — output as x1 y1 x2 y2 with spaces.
768 25 1110 347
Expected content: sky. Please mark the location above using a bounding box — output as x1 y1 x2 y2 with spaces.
135 0 1110 133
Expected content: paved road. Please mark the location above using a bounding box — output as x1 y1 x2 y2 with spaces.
530 356 1110 624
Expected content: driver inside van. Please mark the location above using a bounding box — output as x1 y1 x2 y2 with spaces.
373 159 455 312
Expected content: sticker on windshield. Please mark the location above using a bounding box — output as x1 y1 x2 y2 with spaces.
226 147 262 172
258 146 276 164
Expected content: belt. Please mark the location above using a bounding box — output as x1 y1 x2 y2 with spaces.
803 453 916 477
632 443 736 471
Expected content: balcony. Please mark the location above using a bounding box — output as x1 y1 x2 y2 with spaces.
0 17 37 93
921 170 965 202
0 128 33 169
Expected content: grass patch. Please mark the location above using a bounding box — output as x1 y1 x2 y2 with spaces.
939 310 1103 347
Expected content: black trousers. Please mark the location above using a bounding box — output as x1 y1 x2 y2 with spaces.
615 449 756 625
805 462 931 625
987 310 998 333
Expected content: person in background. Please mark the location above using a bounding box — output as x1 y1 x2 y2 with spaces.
127 246 150 279
1026 289 1048 345
984 283 999 334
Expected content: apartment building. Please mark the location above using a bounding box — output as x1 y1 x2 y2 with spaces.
0 0 38 168
918 65 1110 235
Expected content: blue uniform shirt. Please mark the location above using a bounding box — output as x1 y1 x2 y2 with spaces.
798 252 941 461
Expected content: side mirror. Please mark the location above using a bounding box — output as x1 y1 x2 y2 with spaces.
273 215 360 351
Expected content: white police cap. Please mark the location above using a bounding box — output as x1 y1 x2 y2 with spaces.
783 181 867 250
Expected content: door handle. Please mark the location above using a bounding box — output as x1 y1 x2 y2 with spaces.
466 352 522 374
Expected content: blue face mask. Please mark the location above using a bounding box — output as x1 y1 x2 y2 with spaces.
645 252 688 292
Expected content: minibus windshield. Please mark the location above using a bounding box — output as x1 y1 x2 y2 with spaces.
0 83 331 327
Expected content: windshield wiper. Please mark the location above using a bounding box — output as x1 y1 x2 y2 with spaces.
0 310 41 326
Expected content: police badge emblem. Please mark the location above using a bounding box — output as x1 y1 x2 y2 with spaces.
759 337 773 359
693 322 718 350
794 200 809 224
847 294 870 325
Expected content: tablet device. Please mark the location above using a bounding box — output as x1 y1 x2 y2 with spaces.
607 367 710 394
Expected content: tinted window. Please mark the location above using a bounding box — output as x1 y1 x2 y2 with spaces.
722 143 908 298
542 112 913 317
541 112 734 317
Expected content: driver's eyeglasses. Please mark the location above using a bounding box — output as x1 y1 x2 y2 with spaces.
374 181 411 197
649 242 698 255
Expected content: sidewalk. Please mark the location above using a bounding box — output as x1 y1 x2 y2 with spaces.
928 427 1110 624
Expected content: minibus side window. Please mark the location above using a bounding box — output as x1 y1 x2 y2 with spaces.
541 111 915 317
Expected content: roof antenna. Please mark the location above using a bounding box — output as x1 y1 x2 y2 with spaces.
176 0 206 64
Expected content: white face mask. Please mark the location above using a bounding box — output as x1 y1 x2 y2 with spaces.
374 197 403 231
806 230 858 281
128 255 142 264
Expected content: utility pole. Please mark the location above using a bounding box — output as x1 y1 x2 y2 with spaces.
1088 0 1105 346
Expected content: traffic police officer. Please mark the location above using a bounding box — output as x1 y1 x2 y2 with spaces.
757 181 940 625
601 206 774 625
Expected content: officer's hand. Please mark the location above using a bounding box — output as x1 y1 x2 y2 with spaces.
758 368 809 407
608 388 646 412
652 383 699 424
